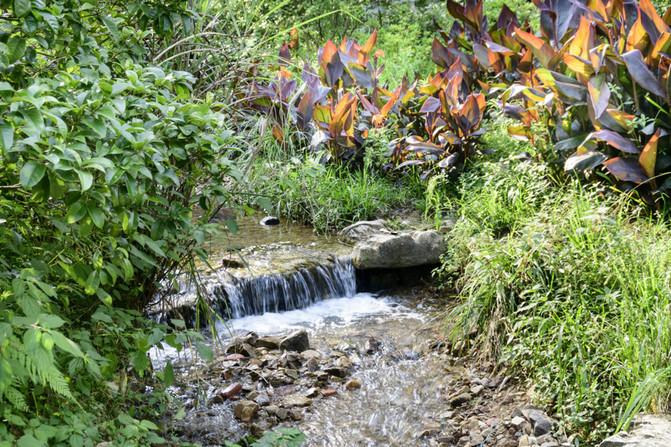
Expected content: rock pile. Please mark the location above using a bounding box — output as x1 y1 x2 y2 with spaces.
172 329 367 443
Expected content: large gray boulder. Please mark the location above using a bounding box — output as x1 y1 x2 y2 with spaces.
352 230 445 269
601 414 671 447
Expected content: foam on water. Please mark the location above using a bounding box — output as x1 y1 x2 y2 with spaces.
216 292 415 336
150 293 421 368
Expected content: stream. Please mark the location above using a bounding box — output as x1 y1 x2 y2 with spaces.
154 217 569 447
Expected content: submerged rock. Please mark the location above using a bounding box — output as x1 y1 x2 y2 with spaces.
364 337 382 354
345 378 362 390
279 330 310 352
352 230 445 269
601 414 671 447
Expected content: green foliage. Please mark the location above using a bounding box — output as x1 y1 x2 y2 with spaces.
0 0 240 443
373 22 435 85
227 428 306 447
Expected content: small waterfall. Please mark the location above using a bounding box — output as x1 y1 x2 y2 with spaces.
215 258 356 319
154 257 357 325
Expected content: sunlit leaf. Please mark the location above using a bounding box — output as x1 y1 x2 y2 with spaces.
19 161 46 188
564 151 608 172
639 129 661 177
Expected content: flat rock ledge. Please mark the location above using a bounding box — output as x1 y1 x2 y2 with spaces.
352 230 445 270
601 414 671 447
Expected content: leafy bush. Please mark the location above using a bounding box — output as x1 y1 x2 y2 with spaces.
0 0 240 443
248 24 489 175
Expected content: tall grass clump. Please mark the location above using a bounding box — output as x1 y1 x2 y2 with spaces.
246 154 423 233
443 155 671 442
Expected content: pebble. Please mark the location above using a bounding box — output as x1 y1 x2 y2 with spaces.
233 400 259 422
321 388 337 397
449 392 472 407
345 378 362 390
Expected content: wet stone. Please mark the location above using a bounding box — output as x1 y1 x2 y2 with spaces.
325 366 348 378
225 342 255 358
279 330 310 352
260 216 280 226
281 394 312 408
449 392 473 407
364 336 382 354
417 421 441 438
254 336 280 350
301 349 321 361
254 393 270 407
305 387 320 398
233 400 259 422
223 353 247 362
220 382 242 400
321 388 337 397
345 378 362 390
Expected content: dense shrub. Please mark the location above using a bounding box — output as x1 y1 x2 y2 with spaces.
0 0 239 443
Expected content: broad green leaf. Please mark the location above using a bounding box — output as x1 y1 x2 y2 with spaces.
102 16 120 41
37 314 65 329
13 0 31 18
67 202 87 223
23 328 41 351
83 118 107 138
50 331 84 358
88 206 105 228
19 161 46 188
17 433 44 447
195 341 213 361
131 350 150 375
77 170 93 192
0 123 14 151
7 37 26 63
163 362 174 387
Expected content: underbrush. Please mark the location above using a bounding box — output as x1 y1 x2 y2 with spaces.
245 154 424 233
439 146 671 442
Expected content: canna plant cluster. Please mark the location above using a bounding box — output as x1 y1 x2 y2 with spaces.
445 0 671 198
249 28 488 174
251 0 671 197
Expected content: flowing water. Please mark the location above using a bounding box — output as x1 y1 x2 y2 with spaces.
159 217 476 446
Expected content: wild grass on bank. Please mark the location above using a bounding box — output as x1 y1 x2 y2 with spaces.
439 144 671 442
245 155 423 233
